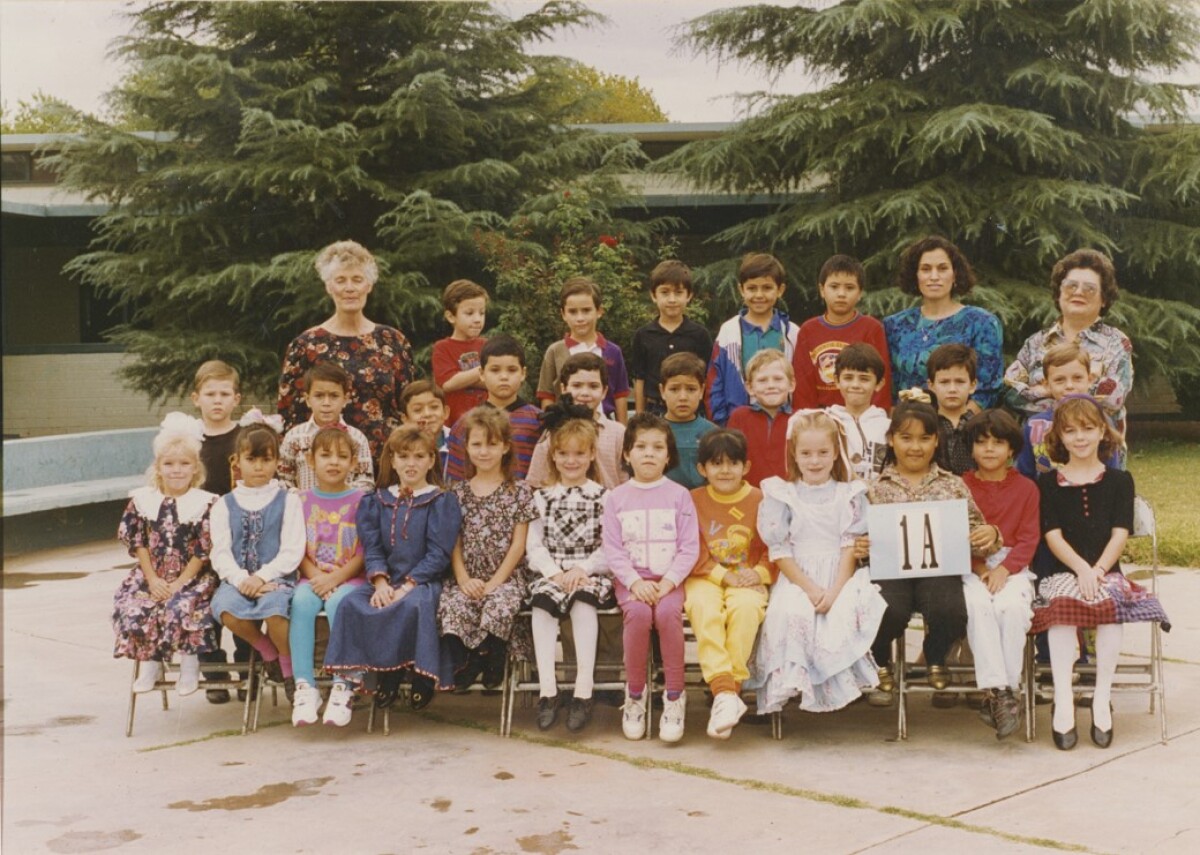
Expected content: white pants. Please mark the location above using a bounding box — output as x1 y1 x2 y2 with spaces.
963 569 1034 690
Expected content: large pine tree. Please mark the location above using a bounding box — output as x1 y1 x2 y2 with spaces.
663 0 1200 403
51 1 646 399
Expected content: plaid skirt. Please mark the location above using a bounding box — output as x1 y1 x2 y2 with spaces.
527 574 615 618
1031 571 1170 634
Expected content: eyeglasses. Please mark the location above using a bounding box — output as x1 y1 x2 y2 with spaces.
1061 281 1099 296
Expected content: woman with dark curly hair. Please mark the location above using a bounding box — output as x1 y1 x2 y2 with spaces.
883 236 1004 409
1004 249 1133 442
277 240 416 458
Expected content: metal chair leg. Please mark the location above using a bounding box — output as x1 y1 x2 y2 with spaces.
896 635 908 741
240 651 257 735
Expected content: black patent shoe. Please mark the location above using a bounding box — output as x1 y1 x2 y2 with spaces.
409 674 435 710
375 671 402 709
536 696 559 731
566 697 593 733
1090 704 1114 748
1051 703 1077 750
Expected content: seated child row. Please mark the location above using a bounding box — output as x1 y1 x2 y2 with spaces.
115 381 1167 746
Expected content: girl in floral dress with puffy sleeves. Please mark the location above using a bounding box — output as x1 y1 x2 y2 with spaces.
114 413 219 697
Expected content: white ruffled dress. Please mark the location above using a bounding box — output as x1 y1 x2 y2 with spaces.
748 477 886 714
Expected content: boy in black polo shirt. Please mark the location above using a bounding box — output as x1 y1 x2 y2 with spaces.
629 260 713 416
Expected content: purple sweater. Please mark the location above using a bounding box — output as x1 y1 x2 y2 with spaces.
601 477 700 588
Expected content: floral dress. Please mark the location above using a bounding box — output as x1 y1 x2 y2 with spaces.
438 479 537 659
277 324 416 457
112 487 219 661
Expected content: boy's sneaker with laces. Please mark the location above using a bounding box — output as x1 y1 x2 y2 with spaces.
659 692 687 743
291 681 321 726
992 688 1021 740
621 688 647 740
323 683 354 727
706 691 747 739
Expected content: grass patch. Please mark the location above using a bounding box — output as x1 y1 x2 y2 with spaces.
1126 439 1200 567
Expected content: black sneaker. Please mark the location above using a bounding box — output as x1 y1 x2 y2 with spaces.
482 643 507 690
978 690 996 728
283 677 296 704
566 697 593 733
376 671 402 708
206 689 231 704
536 696 559 731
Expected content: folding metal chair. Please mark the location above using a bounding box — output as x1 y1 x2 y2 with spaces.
126 655 255 736
1023 495 1168 743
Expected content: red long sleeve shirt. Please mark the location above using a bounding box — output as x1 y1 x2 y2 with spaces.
962 469 1041 574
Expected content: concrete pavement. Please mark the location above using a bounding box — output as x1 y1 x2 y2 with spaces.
3 540 1197 854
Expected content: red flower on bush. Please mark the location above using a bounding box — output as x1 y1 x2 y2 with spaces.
598 234 619 248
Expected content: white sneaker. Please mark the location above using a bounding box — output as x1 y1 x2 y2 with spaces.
133 661 163 693
620 688 647 740
322 683 354 727
176 654 201 697
291 681 321 726
659 692 687 743
706 691 747 739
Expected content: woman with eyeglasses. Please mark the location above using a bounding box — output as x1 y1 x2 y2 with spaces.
1004 250 1133 445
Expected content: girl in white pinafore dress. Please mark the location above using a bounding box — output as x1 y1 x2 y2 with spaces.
749 410 886 714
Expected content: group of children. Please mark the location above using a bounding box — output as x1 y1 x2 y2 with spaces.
112 249 1169 749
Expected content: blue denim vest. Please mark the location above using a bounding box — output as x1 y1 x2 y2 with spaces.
224 489 288 576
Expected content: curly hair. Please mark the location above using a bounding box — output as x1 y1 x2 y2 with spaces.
1046 396 1121 465
1050 249 1119 317
896 235 976 298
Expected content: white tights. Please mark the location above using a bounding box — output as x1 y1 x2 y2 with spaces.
531 601 599 700
1048 624 1121 732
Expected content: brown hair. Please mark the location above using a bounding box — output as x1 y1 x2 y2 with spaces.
309 426 356 460
785 411 851 483
649 259 693 294
834 342 886 381
897 235 976 297
460 406 515 480
1050 249 1119 316
559 276 602 310
377 425 441 489
193 359 240 394
442 278 489 313
926 343 978 382
1043 342 1091 374
818 254 865 289
304 361 352 394
1046 397 1121 464
234 424 281 461
622 413 679 475
399 379 448 414
965 408 1024 457
558 352 608 389
660 352 707 386
738 252 785 286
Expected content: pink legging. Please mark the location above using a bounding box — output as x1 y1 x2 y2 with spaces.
614 577 686 695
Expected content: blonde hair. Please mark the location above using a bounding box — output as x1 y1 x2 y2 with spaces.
377 425 441 489
315 240 379 284
461 406 514 480
545 419 601 484
785 411 851 483
745 348 794 384
193 359 240 394
147 435 206 493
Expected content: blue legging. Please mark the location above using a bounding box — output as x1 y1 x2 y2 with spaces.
289 582 358 685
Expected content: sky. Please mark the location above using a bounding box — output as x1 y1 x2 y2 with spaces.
0 0 825 123
1 1 1195 124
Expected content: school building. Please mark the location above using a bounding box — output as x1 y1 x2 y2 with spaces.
1 123 1183 440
